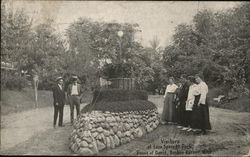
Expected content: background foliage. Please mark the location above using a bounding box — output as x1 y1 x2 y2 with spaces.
1 1 249 98
162 3 250 97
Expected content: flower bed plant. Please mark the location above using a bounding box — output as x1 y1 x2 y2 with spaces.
82 100 156 113
92 88 148 103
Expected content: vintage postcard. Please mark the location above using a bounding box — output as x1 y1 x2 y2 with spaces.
1 0 250 156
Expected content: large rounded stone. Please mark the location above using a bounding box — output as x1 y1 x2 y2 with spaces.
91 128 97 132
89 140 99 154
112 126 118 133
114 135 120 146
124 123 130 130
125 131 131 137
78 148 94 156
103 130 110 136
105 111 110 114
109 136 115 149
106 136 111 149
76 138 81 144
134 128 143 138
96 134 102 140
72 143 79 153
106 117 111 123
100 133 106 145
110 129 114 135
126 137 131 142
130 134 135 140
117 125 123 132
117 131 122 138
115 116 121 121
120 138 126 144
97 140 105 151
83 136 92 143
97 127 103 133
80 141 88 148
92 132 98 138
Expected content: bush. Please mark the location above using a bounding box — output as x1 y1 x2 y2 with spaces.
4 74 28 90
81 100 157 113
91 88 148 103
38 76 55 90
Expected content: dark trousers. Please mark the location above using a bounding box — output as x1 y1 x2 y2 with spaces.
69 95 80 124
54 105 64 126
184 111 192 127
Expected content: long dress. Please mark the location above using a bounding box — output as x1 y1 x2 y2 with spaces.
184 84 199 127
178 82 190 126
191 95 202 129
162 84 178 122
174 87 182 123
191 81 211 131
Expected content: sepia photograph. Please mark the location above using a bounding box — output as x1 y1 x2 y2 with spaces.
1 0 250 156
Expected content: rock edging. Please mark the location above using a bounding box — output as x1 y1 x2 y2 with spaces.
69 108 160 155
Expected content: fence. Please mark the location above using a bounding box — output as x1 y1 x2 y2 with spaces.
100 78 136 90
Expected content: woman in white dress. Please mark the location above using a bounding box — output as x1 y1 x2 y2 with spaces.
161 77 178 124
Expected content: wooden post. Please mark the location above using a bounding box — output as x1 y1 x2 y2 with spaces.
33 74 39 108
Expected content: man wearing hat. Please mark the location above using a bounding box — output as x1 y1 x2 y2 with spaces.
52 76 66 128
67 75 82 124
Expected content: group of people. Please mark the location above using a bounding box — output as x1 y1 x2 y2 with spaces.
52 75 83 128
53 73 211 134
161 74 212 135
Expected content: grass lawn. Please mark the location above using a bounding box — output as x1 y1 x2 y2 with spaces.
207 88 250 112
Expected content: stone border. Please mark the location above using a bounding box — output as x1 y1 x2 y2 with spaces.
69 108 160 155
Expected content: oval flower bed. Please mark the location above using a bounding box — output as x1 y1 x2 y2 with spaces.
69 89 160 155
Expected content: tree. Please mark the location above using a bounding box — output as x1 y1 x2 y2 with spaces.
66 18 153 89
162 2 250 97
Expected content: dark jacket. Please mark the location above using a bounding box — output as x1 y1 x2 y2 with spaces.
53 84 66 106
179 82 190 105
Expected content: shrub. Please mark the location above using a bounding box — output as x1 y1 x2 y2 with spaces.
4 74 28 90
91 88 148 103
81 100 157 113
38 76 55 90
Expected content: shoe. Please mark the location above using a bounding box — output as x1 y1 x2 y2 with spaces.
181 127 188 131
177 126 182 129
161 121 167 125
187 128 192 132
193 130 202 135
202 130 207 135
59 125 65 127
53 125 56 128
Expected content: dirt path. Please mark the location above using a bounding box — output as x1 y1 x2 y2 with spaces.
1 96 250 156
0 105 73 152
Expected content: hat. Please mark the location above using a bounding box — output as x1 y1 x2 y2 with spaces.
72 75 78 79
56 76 63 82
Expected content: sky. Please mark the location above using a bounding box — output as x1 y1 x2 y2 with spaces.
7 1 240 47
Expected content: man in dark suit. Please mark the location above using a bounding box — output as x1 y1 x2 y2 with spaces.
67 75 82 124
53 76 66 128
